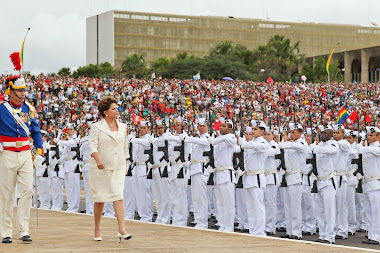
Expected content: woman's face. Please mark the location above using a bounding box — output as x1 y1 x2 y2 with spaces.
105 102 119 120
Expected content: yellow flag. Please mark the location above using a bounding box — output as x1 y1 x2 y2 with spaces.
326 48 335 76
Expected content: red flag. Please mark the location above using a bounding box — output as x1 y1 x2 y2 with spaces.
365 114 372 123
349 110 357 122
133 114 143 124
213 120 221 131
267 77 274 83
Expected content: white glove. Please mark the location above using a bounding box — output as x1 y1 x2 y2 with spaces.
309 173 317 183
148 135 154 144
208 137 215 145
0 143 3 152
53 138 59 143
33 155 44 168
237 137 243 146
179 132 188 141
184 161 190 167
278 142 285 149
356 173 363 180
237 168 244 177
207 166 215 174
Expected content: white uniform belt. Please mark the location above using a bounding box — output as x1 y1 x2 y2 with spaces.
191 159 207 165
246 170 265 176
82 160 89 164
1 140 30 147
170 161 182 166
136 162 146 166
215 166 233 172
318 172 336 181
335 171 346 176
346 170 356 177
285 169 301 176
364 176 380 183
153 164 165 169
65 157 73 161
264 169 277 176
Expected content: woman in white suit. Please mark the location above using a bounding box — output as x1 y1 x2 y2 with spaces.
88 96 132 242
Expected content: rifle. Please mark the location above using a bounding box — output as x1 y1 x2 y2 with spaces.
51 145 60 176
233 150 245 188
204 112 215 185
158 139 169 177
275 149 287 187
174 140 185 178
351 154 363 193
127 142 134 176
144 143 154 179
42 149 50 177
306 153 318 193
71 143 81 173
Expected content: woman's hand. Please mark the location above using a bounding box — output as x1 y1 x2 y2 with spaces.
97 160 106 170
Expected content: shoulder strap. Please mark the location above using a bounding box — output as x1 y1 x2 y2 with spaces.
24 101 36 119
3 102 30 136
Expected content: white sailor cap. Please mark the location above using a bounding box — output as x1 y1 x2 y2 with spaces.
366 126 380 133
140 121 150 127
196 118 207 125
306 128 312 135
280 126 288 132
245 126 253 133
332 124 345 130
344 129 358 137
156 120 164 126
67 123 76 129
251 120 266 128
176 116 184 123
319 124 333 131
265 126 270 133
289 122 303 131
41 130 48 136
220 118 234 127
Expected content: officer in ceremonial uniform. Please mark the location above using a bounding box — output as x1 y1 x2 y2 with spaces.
278 123 307 240
35 131 51 209
332 124 350 240
184 118 210 229
49 133 65 211
80 133 94 214
312 124 339 244
263 127 281 235
131 121 153 222
360 126 380 244
345 130 360 235
57 123 80 213
238 120 268 236
0 75 43 243
167 117 192 226
208 118 237 232
151 119 172 224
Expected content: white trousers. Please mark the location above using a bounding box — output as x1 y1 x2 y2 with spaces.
365 190 380 242
124 176 136 219
283 184 302 237
134 175 153 222
187 184 192 213
346 184 357 233
207 185 217 218
264 184 278 233
171 177 188 226
301 184 316 233
245 186 266 236
215 182 235 232
191 173 209 229
335 181 348 237
316 185 336 243
355 193 368 231
152 174 172 224
36 176 51 209
236 188 248 230
82 170 94 214
276 187 286 228
64 171 80 213
104 202 115 217
50 176 64 211
0 150 34 238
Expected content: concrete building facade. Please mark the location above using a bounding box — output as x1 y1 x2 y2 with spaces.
87 10 380 82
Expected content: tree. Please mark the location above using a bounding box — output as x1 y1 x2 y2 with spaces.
163 57 203 79
57 67 71 77
301 57 343 83
151 57 171 76
210 40 235 57
121 53 146 78
99 62 115 77
201 55 252 80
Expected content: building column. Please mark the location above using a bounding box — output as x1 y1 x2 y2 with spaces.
361 49 370 83
344 52 353 83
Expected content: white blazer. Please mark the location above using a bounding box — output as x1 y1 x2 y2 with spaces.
89 119 129 171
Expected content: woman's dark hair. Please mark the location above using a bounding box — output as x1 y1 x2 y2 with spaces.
98 96 117 118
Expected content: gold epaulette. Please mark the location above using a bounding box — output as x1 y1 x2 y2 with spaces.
24 100 36 119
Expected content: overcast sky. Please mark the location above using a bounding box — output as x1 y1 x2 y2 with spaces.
1 0 379 75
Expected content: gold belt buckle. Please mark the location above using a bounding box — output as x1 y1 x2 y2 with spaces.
16 141 23 147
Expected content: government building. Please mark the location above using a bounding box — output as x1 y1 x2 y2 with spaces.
86 10 380 83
